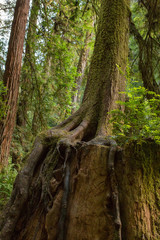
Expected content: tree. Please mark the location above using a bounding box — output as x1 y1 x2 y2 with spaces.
0 0 30 168
72 30 93 112
16 0 95 136
17 0 40 129
130 0 160 95
2 1 160 240
1 1 160 240
0 0 16 71
0 0 130 239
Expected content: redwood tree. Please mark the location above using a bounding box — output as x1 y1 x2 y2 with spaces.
2 1 159 240
0 0 30 168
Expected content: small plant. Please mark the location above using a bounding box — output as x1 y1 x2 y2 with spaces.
0 160 18 210
110 79 160 144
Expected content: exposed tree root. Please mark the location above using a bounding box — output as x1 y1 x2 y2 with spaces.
0 113 122 240
88 136 122 240
108 142 122 240
0 139 48 240
57 147 71 240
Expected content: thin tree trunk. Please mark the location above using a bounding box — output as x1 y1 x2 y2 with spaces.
72 31 93 112
130 21 160 95
0 0 30 169
17 0 40 128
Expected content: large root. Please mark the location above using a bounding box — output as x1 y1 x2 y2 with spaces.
0 139 48 240
0 112 122 240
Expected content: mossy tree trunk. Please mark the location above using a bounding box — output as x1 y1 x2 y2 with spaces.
118 141 160 239
1 138 160 240
4 1 160 240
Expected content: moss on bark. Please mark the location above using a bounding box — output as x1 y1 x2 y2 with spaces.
117 140 160 239
1 136 160 240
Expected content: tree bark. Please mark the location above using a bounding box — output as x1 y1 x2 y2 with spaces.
1 137 160 240
0 0 30 168
56 0 130 140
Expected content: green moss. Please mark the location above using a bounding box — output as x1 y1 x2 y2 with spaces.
122 140 160 238
38 129 69 146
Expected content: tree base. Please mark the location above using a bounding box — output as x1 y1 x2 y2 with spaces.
0 134 160 240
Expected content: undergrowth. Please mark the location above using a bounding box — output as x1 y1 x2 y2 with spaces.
0 160 18 210
110 67 160 145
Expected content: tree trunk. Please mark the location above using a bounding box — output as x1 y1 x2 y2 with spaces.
130 21 160 95
0 138 160 240
17 0 40 128
0 0 30 168
0 0 133 239
72 31 92 112
117 141 160 240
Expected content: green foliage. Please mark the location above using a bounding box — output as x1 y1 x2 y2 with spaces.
0 160 18 209
110 81 160 145
18 0 95 134
11 0 96 162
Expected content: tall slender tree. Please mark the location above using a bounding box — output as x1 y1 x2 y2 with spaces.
72 30 93 112
17 0 40 128
0 0 30 168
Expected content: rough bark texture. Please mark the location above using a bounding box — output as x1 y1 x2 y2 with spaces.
118 141 160 239
81 0 129 136
0 136 159 240
0 0 30 168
